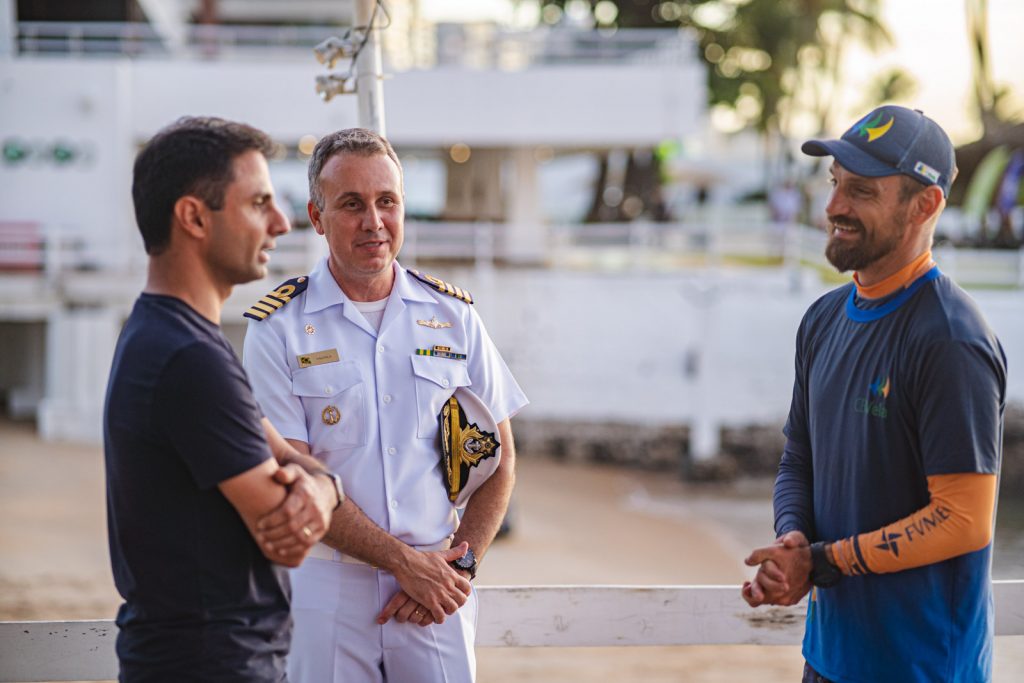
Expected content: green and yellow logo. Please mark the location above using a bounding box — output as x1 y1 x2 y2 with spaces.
853 112 894 142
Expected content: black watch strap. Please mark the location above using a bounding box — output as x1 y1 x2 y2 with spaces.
809 542 842 588
450 547 477 580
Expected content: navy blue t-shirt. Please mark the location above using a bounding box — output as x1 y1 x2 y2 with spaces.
778 269 1006 683
104 294 291 682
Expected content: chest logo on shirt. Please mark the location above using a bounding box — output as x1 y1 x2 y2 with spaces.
297 348 340 368
854 375 891 419
417 315 452 329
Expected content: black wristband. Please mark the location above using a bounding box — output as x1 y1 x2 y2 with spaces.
809 542 842 588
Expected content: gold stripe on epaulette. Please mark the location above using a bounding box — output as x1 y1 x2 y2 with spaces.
259 296 284 309
243 275 310 321
251 302 276 315
408 269 474 304
273 285 296 301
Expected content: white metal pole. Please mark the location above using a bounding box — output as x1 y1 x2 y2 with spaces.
354 0 386 135
0 0 16 58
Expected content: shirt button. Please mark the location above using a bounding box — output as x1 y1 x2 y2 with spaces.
387 447 396 455
377 345 385 353
441 378 450 387
324 385 333 394
390 499 398 509
382 394 392 404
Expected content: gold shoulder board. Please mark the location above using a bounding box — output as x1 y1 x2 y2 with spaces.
243 275 309 321
408 269 473 305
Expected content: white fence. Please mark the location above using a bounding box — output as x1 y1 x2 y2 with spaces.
2 582 1023 682
15 21 694 68
4 220 1023 288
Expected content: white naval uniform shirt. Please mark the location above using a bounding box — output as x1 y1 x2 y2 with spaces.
242 258 528 547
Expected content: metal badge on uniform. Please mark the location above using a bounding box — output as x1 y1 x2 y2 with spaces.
416 345 467 361
297 348 339 368
322 405 341 425
417 316 452 329
438 387 500 508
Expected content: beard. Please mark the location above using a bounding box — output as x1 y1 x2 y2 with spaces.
824 208 908 273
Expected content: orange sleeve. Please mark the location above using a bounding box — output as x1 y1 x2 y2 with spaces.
829 473 996 576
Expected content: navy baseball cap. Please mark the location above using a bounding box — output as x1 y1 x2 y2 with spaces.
802 105 956 196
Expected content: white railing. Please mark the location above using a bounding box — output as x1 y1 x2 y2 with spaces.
401 221 496 270
2 582 1023 682
4 220 1022 289
15 22 693 67
16 21 335 58
431 26 694 68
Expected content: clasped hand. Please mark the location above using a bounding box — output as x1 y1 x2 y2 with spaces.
254 464 336 565
377 542 473 627
741 530 813 607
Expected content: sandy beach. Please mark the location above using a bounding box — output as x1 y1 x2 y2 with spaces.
1 418 1021 681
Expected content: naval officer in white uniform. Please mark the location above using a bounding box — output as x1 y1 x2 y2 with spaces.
242 128 527 683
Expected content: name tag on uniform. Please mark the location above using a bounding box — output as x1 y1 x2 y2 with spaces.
297 348 340 368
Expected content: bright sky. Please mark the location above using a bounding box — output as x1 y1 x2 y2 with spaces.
421 0 1024 145
841 0 1024 143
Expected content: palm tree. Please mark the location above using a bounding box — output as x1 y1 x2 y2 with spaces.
536 1 892 211
956 0 1023 246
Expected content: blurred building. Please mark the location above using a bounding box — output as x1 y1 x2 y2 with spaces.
0 0 707 441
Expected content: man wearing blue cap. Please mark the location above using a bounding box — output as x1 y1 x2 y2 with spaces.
741 105 1006 682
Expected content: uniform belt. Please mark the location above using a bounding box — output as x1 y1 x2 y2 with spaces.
306 537 453 566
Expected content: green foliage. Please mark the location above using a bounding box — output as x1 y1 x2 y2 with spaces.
860 67 917 112
539 1 890 137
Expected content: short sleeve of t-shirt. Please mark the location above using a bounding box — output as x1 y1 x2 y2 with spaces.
913 335 1006 476
155 340 273 490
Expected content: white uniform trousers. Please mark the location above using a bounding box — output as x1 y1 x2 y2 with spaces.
286 558 478 683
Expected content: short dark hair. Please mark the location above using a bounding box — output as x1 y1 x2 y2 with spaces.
132 116 275 255
307 128 403 211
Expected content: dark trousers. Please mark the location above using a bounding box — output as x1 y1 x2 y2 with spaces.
802 662 834 683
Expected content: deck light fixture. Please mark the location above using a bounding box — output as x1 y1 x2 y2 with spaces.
315 73 356 102
313 35 358 69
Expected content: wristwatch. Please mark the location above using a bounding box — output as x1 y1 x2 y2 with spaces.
809 542 842 588
318 471 345 511
450 547 477 580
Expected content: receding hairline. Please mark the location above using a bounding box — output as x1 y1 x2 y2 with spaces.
321 146 401 169
315 148 405 194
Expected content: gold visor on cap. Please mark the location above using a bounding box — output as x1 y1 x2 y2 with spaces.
439 387 501 508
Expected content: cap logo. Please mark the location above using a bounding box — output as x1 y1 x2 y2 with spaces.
913 161 940 183
853 112 895 142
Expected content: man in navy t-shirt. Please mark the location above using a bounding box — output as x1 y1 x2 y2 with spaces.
105 117 344 681
741 106 1006 683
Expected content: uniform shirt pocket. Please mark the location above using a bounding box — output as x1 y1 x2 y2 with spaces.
410 354 471 438
290 361 366 454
